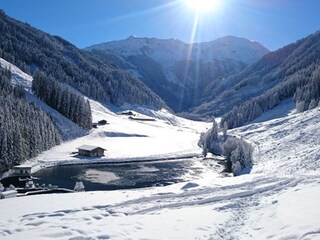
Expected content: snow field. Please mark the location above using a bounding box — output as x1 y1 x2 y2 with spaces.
29 99 210 172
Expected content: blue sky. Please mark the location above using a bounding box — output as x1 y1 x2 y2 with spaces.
0 0 319 50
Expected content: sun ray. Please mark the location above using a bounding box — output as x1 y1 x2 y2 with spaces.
178 12 200 110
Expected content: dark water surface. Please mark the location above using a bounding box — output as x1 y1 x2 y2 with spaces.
33 159 206 191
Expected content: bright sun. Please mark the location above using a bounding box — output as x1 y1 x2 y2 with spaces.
185 0 220 14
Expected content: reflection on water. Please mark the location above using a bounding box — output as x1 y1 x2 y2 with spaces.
33 159 205 191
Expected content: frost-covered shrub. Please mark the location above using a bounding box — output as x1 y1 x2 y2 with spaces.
223 137 253 176
199 119 253 176
295 100 306 113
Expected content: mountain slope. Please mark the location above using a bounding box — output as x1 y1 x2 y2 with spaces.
0 10 166 109
191 30 320 122
86 36 269 112
0 57 86 141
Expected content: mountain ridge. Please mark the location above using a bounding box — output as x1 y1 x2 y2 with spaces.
0 10 167 110
86 35 269 112
85 35 269 65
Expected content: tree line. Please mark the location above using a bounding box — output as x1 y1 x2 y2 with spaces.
32 71 92 130
294 65 320 112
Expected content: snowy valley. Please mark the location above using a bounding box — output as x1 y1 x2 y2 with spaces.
0 10 320 240
0 58 320 240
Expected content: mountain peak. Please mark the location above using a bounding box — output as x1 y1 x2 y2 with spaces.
127 35 138 40
212 35 265 46
87 35 269 64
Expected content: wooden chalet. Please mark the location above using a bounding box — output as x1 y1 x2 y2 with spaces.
77 145 106 157
119 110 134 116
98 119 108 125
13 165 32 176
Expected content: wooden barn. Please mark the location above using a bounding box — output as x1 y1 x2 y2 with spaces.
77 145 106 157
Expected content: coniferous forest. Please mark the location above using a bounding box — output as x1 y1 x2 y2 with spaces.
32 71 92 130
0 10 166 110
219 32 320 129
0 69 61 172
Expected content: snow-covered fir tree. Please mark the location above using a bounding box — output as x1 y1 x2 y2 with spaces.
0 69 61 172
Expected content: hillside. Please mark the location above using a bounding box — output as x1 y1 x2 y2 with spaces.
86 36 269 112
191 30 320 122
0 10 166 109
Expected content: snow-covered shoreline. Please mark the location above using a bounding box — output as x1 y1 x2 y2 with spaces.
31 152 203 175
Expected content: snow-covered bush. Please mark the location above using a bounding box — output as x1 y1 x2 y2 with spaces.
199 119 253 176
223 137 253 176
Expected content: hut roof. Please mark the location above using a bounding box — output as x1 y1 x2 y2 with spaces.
77 145 105 151
13 165 32 170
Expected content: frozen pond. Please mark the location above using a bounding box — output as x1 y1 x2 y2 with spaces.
33 158 217 191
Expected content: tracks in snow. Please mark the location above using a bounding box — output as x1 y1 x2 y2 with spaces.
1 175 317 239
110 176 302 215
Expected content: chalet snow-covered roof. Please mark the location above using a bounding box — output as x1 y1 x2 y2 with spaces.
13 165 32 169
77 145 105 151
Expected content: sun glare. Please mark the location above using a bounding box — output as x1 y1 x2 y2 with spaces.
185 0 220 14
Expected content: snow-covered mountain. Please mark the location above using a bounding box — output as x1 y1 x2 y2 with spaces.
86 36 269 112
1 36 319 239
87 35 268 66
